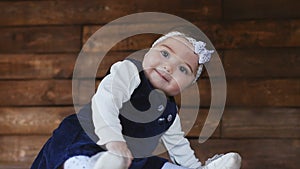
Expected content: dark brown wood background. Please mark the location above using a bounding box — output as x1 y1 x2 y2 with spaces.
0 0 299 168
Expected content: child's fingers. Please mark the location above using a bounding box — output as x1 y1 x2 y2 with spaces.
123 149 133 167
126 157 132 168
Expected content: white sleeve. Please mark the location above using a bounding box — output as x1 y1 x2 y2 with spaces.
161 115 202 168
91 60 141 146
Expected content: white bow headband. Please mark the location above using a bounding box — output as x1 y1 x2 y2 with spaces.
151 31 214 83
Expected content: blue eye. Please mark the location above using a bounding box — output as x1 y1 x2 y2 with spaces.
179 66 188 74
161 50 169 58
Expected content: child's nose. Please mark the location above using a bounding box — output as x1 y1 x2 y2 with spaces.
163 64 173 74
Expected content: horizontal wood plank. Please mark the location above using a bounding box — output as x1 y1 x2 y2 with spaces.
0 0 221 26
83 20 300 51
82 26 160 52
223 48 300 78
224 0 300 20
0 52 129 79
1 106 298 138
195 20 300 49
0 107 300 138
134 0 221 21
0 27 81 53
2 47 299 80
222 108 300 138
73 51 132 79
0 136 299 169
0 54 77 79
180 108 221 138
226 79 300 107
0 107 74 135
0 80 73 106
180 78 300 107
1 48 298 80
0 107 220 138
0 79 299 107
0 135 49 164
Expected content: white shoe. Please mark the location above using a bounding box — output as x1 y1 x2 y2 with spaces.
161 162 190 169
202 152 241 169
93 151 127 169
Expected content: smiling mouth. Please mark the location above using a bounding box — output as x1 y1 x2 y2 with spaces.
155 69 171 82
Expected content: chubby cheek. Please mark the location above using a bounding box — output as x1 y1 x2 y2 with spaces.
143 53 160 69
167 77 193 96
165 82 181 96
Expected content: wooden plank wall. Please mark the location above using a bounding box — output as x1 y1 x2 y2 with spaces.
0 0 299 168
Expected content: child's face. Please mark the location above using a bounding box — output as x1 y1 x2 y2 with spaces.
143 36 199 96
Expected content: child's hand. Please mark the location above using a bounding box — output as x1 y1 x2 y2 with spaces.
105 141 133 168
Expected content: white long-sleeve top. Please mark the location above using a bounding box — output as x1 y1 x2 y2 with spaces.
91 60 201 168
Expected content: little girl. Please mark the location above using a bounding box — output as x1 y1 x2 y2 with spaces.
31 31 241 169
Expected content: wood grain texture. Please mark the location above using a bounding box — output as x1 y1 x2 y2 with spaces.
82 20 300 51
0 107 220 137
1 79 298 107
72 51 132 79
180 78 300 107
223 48 300 78
180 108 221 138
0 0 221 26
0 52 129 79
224 0 300 20
82 26 160 52
0 107 74 134
222 108 300 138
226 79 300 107
0 26 81 53
1 106 298 139
194 20 300 49
0 80 73 106
2 47 299 80
0 135 49 164
0 54 77 79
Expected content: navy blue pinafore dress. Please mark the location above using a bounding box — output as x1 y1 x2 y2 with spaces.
31 59 178 169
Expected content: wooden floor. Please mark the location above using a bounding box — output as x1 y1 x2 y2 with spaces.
0 0 299 168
